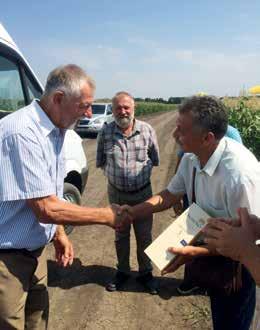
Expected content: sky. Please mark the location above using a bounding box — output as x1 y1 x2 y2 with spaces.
1 0 260 99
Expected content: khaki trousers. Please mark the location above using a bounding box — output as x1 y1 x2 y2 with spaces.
0 247 49 330
108 183 153 274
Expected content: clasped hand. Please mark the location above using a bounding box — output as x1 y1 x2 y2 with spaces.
112 204 134 231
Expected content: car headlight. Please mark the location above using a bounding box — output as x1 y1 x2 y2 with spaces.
93 118 104 124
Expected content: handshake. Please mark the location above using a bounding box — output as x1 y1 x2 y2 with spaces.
110 204 136 231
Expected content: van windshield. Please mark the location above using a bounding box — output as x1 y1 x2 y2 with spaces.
92 104 106 114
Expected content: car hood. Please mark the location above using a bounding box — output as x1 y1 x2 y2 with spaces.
81 114 105 122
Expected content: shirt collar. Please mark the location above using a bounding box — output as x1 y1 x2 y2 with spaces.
114 118 140 137
31 99 58 137
191 138 226 176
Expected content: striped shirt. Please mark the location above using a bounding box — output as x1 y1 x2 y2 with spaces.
0 100 65 250
96 119 159 192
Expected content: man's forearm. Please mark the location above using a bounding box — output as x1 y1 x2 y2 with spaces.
132 190 180 219
240 244 260 285
28 196 115 226
54 225 66 236
43 201 114 225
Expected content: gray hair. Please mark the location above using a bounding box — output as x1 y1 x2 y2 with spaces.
112 91 134 107
43 64 96 98
179 95 228 140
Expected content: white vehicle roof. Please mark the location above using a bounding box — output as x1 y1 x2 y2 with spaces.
0 22 43 90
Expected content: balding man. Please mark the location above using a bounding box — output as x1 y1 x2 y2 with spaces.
0 64 119 330
96 91 159 294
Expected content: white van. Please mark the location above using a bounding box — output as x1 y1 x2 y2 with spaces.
0 23 88 233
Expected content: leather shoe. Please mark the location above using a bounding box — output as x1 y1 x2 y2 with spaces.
106 271 130 292
136 272 159 295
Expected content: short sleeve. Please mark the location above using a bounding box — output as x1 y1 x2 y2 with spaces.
167 157 187 195
226 176 259 218
0 132 55 201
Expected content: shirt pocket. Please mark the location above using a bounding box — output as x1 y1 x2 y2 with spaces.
104 142 114 157
207 203 227 218
136 146 147 162
105 143 121 162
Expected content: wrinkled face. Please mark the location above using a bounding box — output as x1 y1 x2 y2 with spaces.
112 95 134 128
173 112 206 153
59 83 94 129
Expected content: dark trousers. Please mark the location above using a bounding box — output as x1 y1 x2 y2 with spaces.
209 266 256 330
108 183 153 274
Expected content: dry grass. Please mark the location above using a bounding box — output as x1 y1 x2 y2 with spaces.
223 96 260 111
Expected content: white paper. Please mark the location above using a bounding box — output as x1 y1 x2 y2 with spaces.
144 203 210 271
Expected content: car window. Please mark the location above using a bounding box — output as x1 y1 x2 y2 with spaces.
106 104 112 115
0 54 25 112
92 104 106 114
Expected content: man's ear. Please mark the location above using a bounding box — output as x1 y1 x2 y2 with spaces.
52 91 64 106
204 131 216 145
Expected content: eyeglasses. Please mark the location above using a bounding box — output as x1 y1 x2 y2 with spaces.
76 102 92 110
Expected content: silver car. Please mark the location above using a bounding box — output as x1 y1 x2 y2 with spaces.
76 103 114 135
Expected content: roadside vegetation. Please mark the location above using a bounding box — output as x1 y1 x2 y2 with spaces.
135 102 177 116
224 98 260 160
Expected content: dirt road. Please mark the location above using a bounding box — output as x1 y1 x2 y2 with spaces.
47 111 212 329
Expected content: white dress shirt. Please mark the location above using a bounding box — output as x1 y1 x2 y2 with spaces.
167 137 260 218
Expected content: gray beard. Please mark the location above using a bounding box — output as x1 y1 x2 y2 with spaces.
114 116 133 129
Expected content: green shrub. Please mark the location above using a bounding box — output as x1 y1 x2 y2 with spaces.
228 101 260 160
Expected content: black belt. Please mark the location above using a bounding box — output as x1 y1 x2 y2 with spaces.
109 181 151 193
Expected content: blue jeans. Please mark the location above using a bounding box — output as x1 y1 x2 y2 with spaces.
210 266 256 330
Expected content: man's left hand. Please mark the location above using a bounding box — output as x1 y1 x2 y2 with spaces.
162 245 213 275
53 227 74 267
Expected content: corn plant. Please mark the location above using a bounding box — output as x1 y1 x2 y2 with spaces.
228 101 260 160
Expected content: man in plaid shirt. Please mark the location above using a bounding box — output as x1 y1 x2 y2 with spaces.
96 91 160 294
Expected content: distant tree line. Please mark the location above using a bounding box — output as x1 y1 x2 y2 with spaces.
95 97 186 104
134 97 185 104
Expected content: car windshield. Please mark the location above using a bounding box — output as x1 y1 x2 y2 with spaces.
92 104 106 114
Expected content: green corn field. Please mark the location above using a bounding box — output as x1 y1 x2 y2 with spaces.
135 102 177 116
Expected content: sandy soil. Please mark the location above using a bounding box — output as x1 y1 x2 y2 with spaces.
46 111 212 330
